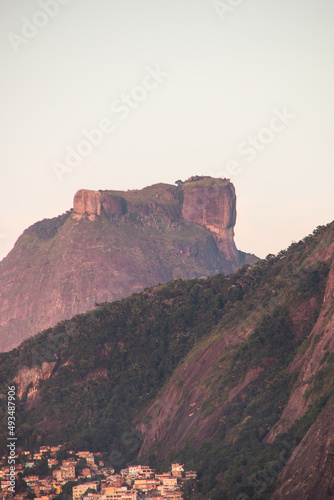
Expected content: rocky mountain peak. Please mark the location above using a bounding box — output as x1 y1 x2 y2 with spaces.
0 177 257 351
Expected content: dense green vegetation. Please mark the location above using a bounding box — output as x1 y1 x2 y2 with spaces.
0 261 261 459
0 221 333 499
155 224 334 499
161 296 330 499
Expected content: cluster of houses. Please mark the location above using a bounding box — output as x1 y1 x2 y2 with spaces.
0 445 197 500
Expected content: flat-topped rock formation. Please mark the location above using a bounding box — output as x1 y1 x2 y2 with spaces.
0 176 257 351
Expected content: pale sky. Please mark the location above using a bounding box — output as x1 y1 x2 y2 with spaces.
1 0 333 260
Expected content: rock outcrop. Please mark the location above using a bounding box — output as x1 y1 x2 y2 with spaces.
133 222 334 498
272 403 334 499
13 361 57 411
73 189 126 219
0 177 257 351
181 177 238 261
14 362 57 398
264 238 334 443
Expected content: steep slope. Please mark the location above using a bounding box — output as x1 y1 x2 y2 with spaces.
135 223 334 498
271 402 334 499
0 177 256 352
0 221 332 499
264 235 334 443
0 265 259 460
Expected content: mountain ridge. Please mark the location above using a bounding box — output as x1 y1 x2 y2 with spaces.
0 176 256 352
0 220 333 499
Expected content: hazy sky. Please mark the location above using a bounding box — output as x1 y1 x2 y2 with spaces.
1 0 333 260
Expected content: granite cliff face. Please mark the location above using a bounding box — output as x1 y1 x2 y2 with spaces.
73 189 126 219
0 177 256 351
181 178 238 261
264 240 334 444
271 402 334 499
14 362 57 399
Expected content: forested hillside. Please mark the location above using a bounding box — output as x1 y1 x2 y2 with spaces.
0 221 333 499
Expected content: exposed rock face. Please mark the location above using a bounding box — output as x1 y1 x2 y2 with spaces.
136 331 273 458
14 362 57 410
264 239 334 443
181 178 238 261
134 224 334 498
0 177 257 351
0 219 333 499
73 189 102 217
14 362 56 398
272 403 334 499
73 189 126 219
